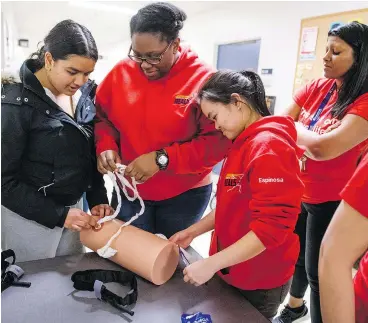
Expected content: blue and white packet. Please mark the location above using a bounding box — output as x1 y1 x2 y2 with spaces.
181 312 213 323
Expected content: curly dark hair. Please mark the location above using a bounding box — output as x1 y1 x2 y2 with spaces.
130 2 187 42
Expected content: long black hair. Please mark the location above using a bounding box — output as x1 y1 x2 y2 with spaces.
198 70 271 117
29 19 98 71
328 21 368 119
130 2 187 42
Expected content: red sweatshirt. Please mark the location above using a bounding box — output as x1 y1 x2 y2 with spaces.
209 116 305 290
95 47 230 201
294 78 368 204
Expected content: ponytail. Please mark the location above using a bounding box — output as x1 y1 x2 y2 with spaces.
29 43 46 70
238 70 270 117
198 69 271 117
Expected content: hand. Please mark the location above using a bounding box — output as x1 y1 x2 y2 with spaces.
91 204 115 219
64 208 96 232
325 120 342 133
183 258 217 286
125 152 159 183
169 229 195 249
97 150 122 174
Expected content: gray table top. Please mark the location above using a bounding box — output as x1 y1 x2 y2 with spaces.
1 250 269 323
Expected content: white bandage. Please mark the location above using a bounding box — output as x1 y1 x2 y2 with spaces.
97 164 145 258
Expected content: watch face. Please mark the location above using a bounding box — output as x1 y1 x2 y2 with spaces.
158 155 168 165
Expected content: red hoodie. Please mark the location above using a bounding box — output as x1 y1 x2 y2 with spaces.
95 47 230 201
209 116 305 290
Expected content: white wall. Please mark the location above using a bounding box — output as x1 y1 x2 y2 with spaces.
180 1 368 114
1 11 4 71
0 1 134 80
2 1 367 107
1 6 25 75
92 40 131 83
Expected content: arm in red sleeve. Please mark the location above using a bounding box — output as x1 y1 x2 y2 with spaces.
340 153 368 217
164 102 231 174
94 71 120 155
293 79 318 108
248 146 304 249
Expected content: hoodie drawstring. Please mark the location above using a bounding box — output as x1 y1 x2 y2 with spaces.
37 182 55 196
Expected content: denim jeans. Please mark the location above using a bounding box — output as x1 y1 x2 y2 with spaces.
289 204 309 299
82 192 89 213
289 201 340 323
114 184 212 238
237 279 292 320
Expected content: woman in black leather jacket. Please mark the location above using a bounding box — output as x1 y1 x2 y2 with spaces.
1 19 112 262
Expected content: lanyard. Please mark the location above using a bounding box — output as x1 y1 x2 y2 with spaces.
308 83 337 130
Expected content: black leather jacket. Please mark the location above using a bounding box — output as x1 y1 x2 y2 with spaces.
1 59 108 228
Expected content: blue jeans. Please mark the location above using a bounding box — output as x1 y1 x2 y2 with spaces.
237 279 291 320
289 201 340 323
82 192 89 213
115 184 212 238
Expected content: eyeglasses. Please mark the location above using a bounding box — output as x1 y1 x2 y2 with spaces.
128 41 173 65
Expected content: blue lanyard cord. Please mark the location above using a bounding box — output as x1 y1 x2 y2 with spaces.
308 83 337 130
179 248 191 267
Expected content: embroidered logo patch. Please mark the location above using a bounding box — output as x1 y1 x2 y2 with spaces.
224 173 244 192
174 95 192 105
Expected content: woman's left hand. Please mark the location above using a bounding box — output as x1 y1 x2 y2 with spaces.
90 204 115 219
125 152 159 183
183 258 217 286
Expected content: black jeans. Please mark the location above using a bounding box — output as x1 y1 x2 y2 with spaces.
289 201 340 323
238 279 292 320
114 184 212 238
290 204 309 299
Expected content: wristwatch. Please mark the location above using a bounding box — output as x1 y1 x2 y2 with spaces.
155 149 169 170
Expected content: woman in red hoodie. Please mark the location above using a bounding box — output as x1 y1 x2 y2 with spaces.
94 3 229 238
170 70 304 320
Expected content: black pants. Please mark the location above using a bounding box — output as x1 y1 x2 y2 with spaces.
289 201 340 323
237 279 292 320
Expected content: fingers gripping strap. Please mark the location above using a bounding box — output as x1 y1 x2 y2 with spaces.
97 164 145 258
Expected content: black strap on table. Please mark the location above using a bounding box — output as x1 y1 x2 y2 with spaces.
71 269 138 316
1 249 16 274
1 249 31 292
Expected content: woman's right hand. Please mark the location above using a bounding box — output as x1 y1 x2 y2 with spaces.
169 229 195 249
325 120 342 133
97 150 122 174
64 208 97 232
